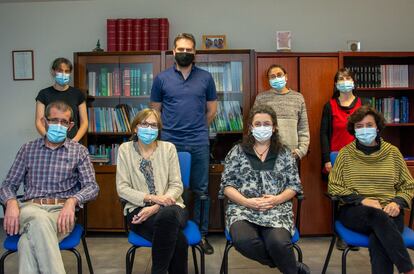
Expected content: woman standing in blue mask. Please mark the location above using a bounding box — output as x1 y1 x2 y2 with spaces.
253 64 309 160
320 68 370 175
35 57 88 142
328 105 414 274
116 108 189 274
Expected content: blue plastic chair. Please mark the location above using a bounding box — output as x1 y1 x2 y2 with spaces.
124 151 205 274
0 201 94 274
219 193 304 274
322 151 414 274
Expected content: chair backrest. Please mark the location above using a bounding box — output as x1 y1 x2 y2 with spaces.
330 151 339 167
177 152 191 189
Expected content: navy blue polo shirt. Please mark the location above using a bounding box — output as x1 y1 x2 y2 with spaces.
150 65 217 146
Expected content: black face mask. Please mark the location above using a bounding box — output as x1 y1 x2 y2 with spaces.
175 52 195 67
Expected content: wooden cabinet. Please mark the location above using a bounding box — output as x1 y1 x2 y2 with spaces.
87 165 125 232
255 52 339 235
74 50 254 232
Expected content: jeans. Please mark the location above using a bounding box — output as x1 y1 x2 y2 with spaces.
230 220 298 274
175 144 210 235
339 205 414 274
128 205 188 274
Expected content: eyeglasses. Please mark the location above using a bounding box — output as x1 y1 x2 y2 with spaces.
46 118 71 127
252 122 273 127
139 122 158 129
268 73 285 79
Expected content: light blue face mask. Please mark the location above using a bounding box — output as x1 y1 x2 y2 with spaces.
269 77 286 90
137 127 158 145
55 72 70 86
355 127 377 145
336 80 354 93
46 124 68 143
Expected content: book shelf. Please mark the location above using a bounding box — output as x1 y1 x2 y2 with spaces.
74 50 254 232
339 52 414 159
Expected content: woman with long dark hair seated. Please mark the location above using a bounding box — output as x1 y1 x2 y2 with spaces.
221 104 309 274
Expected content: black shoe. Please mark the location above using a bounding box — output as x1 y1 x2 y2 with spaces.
297 262 311 274
200 237 214 255
336 238 359 251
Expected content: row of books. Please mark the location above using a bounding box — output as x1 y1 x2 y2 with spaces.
88 67 153 96
198 62 243 92
88 104 148 133
210 101 243 133
89 144 120 165
366 96 410 123
347 65 413 88
107 18 169 51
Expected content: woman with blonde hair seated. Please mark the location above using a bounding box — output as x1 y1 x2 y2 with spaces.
116 108 188 274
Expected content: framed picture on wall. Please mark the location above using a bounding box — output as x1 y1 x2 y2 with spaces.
202 35 227 50
12 50 34 80
276 31 292 51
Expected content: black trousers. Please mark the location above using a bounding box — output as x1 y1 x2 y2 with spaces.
230 220 298 274
127 205 188 274
339 205 414 274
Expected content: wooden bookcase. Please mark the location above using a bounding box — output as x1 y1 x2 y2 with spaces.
255 52 340 236
339 52 414 159
73 50 254 232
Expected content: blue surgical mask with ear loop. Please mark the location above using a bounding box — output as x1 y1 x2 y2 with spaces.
269 77 287 90
46 124 68 143
137 127 158 144
55 72 70 86
355 127 377 145
336 80 354 93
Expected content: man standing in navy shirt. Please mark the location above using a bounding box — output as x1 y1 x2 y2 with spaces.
150 33 217 254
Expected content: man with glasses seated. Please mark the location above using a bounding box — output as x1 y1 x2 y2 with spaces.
0 101 99 274
150 33 217 254
253 64 309 161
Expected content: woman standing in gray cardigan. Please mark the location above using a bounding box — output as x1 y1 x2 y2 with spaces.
116 108 188 274
254 64 310 160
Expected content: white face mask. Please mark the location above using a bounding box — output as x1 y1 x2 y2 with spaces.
251 126 273 142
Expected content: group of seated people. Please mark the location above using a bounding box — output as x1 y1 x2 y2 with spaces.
1 100 414 274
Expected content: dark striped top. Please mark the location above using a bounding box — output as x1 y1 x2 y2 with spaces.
328 140 414 207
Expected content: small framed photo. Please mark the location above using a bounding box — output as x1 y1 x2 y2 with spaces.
202 35 227 50
12 50 34 80
276 31 292 51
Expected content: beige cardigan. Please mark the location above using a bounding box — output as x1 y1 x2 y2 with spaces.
116 140 185 215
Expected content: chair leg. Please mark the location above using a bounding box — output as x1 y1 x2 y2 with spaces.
68 249 83 274
192 246 199 274
293 244 303 263
126 246 137 274
220 241 233 274
342 247 351 274
322 234 337 274
0 251 15 274
81 236 94 274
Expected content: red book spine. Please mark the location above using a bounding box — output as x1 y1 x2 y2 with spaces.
125 18 134 51
132 19 142 51
107 19 117 52
149 18 160 50
116 19 125 51
159 18 169 50
142 18 150 51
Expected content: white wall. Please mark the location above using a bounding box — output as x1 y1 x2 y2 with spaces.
0 0 413 181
